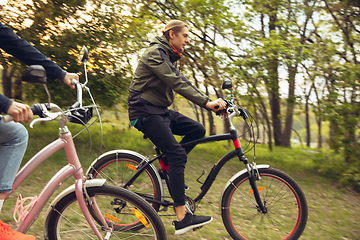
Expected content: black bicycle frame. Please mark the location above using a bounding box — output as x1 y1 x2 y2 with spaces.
123 130 250 205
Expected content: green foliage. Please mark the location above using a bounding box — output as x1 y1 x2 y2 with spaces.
311 149 360 192
341 162 360 192
1 0 150 108
313 151 346 179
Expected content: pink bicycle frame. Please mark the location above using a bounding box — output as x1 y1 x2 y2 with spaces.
4 129 106 239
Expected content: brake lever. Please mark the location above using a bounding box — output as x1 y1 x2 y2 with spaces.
216 109 227 116
216 99 233 116
238 107 249 120
29 111 61 129
29 116 53 129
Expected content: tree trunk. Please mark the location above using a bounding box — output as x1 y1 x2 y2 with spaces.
263 119 266 144
253 104 260 142
304 84 314 147
194 105 200 123
200 108 206 129
282 66 297 147
2 66 13 98
242 120 248 139
264 107 273 151
252 89 273 150
114 109 120 121
267 11 282 146
329 120 338 151
305 97 311 147
207 109 215 135
257 100 273 151
188 101 200 123
317 116 322 149
268 77 282 146
204 85 215 135
14 75 22 100
242 104 251 139
313 82 322 149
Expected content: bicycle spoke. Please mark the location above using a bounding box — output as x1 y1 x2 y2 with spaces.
90 166 118 186
53 207 97 239
230 181 258 208
266 183 287 207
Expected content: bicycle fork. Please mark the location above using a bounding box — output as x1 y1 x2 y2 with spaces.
245 161 267 213
75 179 113 240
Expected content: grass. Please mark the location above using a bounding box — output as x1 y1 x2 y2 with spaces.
1 121 360 239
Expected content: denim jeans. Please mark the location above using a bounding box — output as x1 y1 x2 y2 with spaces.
134 110 205 207
0 120 28 193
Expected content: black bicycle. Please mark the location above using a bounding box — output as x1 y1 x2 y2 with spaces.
86 80 308 240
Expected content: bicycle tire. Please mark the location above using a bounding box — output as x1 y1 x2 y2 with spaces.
87 151 162 230
44 185 167 240
221 167 308 240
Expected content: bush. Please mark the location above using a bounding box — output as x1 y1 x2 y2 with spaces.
340 162 360 192
313 150 360 192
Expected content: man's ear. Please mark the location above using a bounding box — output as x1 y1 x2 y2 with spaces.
169 30 174 40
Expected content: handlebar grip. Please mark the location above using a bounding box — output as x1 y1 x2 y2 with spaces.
1 114 13 123
1 104 45 123
215 99 232 116
216 109 226 116
30 104 43 117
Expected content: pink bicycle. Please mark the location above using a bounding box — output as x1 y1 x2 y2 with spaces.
1 47 166 240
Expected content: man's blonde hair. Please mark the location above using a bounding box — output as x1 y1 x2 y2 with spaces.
162 20 188 40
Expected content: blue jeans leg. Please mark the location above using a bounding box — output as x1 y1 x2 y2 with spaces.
0 120 28 193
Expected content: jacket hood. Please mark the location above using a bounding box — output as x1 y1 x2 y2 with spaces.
150 35 182 62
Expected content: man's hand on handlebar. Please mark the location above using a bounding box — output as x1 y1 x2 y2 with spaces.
206 98 227 115
62 72 79 89
6 101 33 123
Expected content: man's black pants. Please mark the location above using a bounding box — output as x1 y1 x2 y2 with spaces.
134 110 205 207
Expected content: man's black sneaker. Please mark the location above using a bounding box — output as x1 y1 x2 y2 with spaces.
173 212 212 235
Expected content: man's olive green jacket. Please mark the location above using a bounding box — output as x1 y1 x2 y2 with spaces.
128 35 209 120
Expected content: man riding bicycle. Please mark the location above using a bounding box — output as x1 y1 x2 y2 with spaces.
128 20 226 235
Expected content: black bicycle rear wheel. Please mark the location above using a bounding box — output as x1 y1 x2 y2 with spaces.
87 151 162 231
221 167 308 240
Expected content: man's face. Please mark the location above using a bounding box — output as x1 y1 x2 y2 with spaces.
170 27 189 53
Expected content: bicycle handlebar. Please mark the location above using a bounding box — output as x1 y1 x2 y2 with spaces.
1 103 56 124
1 80 93 126
214 99 249 133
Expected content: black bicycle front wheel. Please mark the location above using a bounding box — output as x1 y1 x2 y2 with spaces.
44 185 167 240
221 167 308 240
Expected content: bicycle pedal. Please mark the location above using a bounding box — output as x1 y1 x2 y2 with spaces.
159 206 168 212
193 226 203 231
14 194 38 223
158 168 165 179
